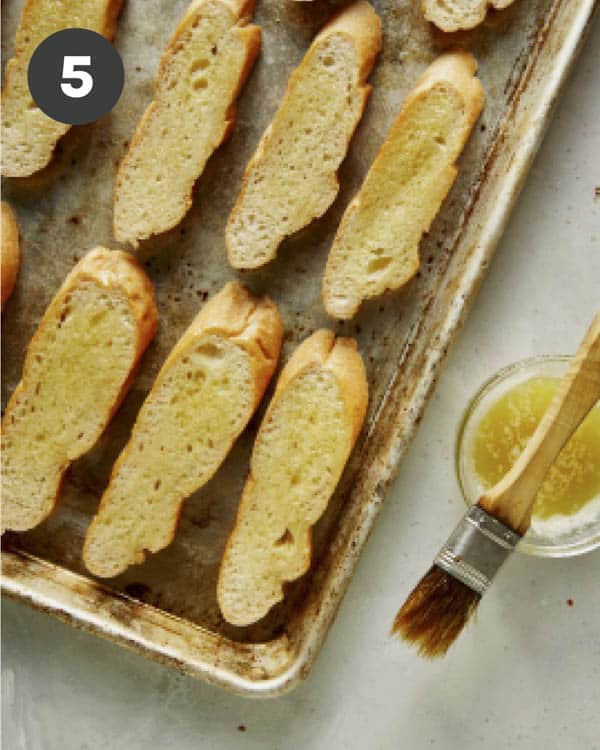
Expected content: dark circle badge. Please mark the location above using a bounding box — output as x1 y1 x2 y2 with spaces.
28 28 124 126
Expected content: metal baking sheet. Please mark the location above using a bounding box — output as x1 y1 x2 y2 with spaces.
2 0 597 696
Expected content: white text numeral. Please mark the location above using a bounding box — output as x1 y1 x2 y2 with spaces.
60 56 93 98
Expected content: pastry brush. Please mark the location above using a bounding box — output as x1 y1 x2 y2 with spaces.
393 309 600 657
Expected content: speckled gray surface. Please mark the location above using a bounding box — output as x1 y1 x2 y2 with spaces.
2 9 599 748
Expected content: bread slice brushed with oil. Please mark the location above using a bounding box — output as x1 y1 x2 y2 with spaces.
423 0 516 32
83 282 283 578
1 203 21 308
113 0 261 246
1 248 158 533
226 0 381 269
1 0 123 177
323 51 484 320
217 329 368 626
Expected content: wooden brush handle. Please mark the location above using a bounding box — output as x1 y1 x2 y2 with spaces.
479 311 600 535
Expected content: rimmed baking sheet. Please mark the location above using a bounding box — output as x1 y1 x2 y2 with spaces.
2 0 597 696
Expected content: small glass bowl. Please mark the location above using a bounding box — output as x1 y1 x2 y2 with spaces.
456 355 600 558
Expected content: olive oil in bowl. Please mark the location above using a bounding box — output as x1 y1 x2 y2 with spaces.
457 357 600 556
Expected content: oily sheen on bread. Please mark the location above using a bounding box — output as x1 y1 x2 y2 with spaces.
1 203 20 308
83 282 283 578
113 0 261 246
423 0 515 32
226 0 381 269
1 0 123 177
322 51 484 320
217 329 368 626
1 248 158 533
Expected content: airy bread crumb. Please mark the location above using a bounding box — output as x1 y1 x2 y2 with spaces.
226 0 381 269
113 0 261 246
217 329 368 626
323 51 484 320
423 0 516 32
1 247 158 532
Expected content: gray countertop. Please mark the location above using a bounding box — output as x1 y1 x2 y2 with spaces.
2 15 599 750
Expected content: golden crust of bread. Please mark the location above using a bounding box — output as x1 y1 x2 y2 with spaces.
1 0 124 177
1 202 20 308
82 282 283 578
322 50 484 319
1 247 158 532
113 0 261 245
215 0 262 142
226 0 381 269
323 0 382 81
217 329 368 626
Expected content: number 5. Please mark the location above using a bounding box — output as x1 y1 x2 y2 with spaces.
61 56 93 98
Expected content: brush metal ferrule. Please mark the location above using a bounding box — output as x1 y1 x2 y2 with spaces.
434 505 521 595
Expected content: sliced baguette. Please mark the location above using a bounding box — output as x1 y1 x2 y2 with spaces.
423 0 515 32
113 0 261 246
226 0 381 269
83 282 283 578
217 329 368 626
322 51 484 320
1 248 158 533
1 0 123 178
1 203 20 308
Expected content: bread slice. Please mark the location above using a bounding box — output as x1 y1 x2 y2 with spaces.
217 329 368 626
322 51 484 320
423 0 515 32
1 203 20 308
226 0 381 270
1 248 158 533
1 0 123 178
83 282 283 578
113 0 261 247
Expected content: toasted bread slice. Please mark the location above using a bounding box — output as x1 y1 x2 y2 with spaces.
1 203 20 308
1 248 158 533
217 329 368 626
1 0 123 177
323 51 484 320
423 0 515 32
113 0 261 246
226 0 381 269
83 282 283 578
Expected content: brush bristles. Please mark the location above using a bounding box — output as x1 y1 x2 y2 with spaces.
392 565 481 658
